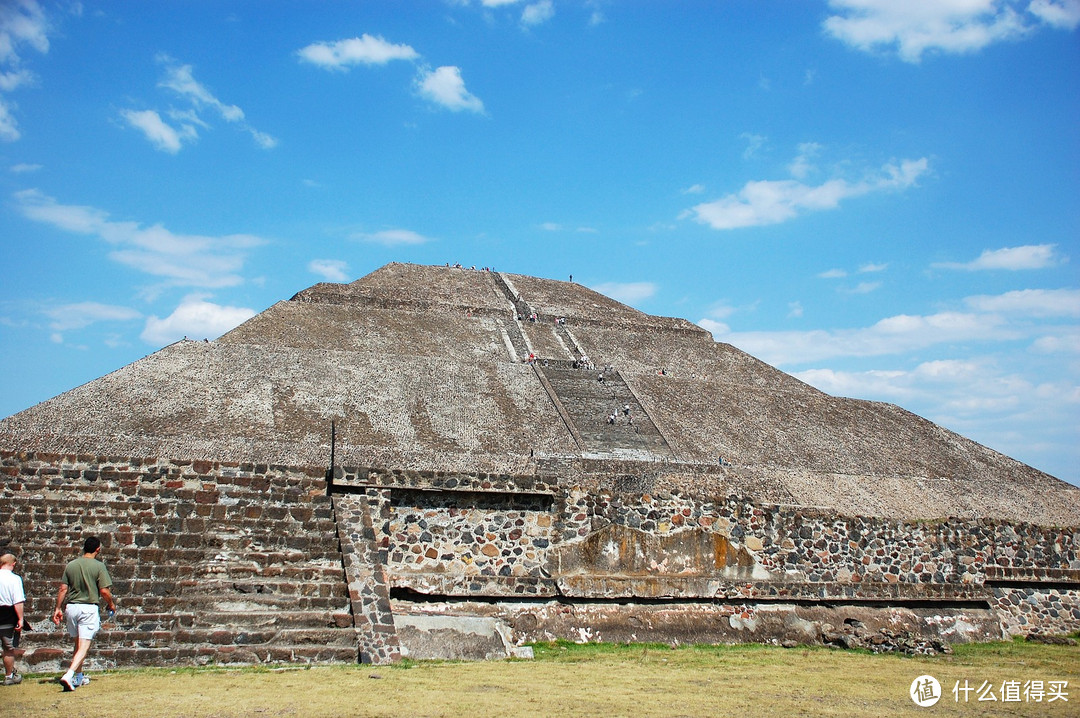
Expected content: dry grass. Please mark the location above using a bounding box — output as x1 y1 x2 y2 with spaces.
5 640 1078 718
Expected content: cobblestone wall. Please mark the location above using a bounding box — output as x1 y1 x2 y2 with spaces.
361 471 1079 637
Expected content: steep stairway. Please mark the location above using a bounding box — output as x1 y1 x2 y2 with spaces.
538 365 673 459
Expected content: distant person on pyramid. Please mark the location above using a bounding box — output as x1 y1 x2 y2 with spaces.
52 537 116 692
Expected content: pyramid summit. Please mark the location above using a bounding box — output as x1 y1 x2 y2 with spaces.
2 262 1078 667
3 262 1074 524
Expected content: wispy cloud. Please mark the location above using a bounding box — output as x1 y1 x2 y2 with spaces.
308 259 350 282
297 34 419 70
0 0 50 142
932 243 1063 271
703 286 1080 366
522 0 555 26
685 152 929 231
842 281 882 295
703 309 1019 366
591 281 657 305
964 288 1080 317
121 55 277 152
824 0 1080 63
14 189 263 289
416 65 485 113
120 108 197 154
10 162 41 173
787 142 821 179
740 132 766 159
44 301 141 332
351 228 433 246
141 294 255 345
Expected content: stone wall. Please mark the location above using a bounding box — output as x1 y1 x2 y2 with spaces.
1 451 355 670
344 468 1080 639
4 451 1078 670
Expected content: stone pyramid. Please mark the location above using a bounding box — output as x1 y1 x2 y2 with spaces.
2 262 1076 525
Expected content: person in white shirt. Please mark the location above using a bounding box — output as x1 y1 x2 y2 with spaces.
0 554 25 686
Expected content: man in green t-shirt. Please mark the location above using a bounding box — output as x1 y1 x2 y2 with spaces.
51 537 116 692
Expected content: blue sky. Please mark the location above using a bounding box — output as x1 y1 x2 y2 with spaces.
1 1 1077 484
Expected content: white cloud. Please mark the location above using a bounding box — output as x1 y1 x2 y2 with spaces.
158 58 244 122
843 281 882 294
141 294 255 346
482 0 522 6
0 67 32 92
1032 328 1080 353
9 162 40 172
44 301 141 332
352 228 432 246
740 133 767 159
686 157 929 231
249 128 278 149
0 97 18 141
0 0 50 142
416 66 485 113
121 109 197 154
591 281 657 304
698 318 730 339
819 268 848 279
0 0 49 65
540 222 563 231
1029 0 1080 27
932 243 1063 270
705 310 1015 365
297 34 419 70
14 189 263 288
859 262 888 273
788 142 822 179
122 56 276 152
787 301 804 318
823 0 1080 63
964 288 1080 317
682 184 705 195
706 286 1080 367
308 259 350 282
522 0 555 26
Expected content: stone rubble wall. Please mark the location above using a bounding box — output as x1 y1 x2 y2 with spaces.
354 469 1080 638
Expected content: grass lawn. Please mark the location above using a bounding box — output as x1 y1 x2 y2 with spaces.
5 640 1078 717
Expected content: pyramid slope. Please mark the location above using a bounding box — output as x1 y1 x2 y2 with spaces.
2 262 1076 525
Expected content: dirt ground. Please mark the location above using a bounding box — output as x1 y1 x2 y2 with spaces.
4 640 1078 718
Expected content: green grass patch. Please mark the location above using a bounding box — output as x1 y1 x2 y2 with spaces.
10 640 1078 718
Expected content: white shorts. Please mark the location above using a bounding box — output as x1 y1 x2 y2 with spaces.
65 604 101 640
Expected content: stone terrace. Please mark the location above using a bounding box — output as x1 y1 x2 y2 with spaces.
2 453 357 670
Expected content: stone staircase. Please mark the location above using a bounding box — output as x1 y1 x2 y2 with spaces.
0 457 357 670
538 365 673 459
